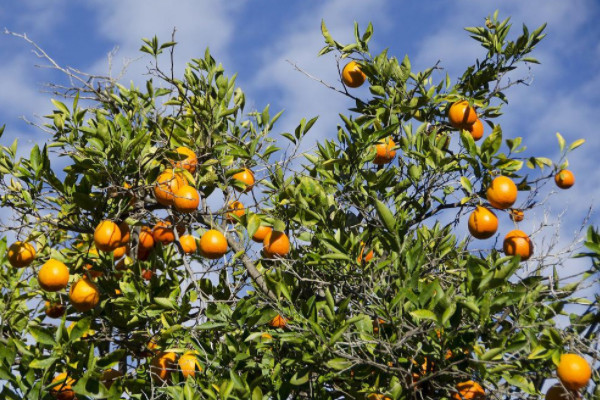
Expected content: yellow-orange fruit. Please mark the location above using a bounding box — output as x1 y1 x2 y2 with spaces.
199 229 228 259
7 241 36 268
94 220 122 252
170 146 197 173
38 259 69 292
173 185 200 213
252 225 272 243
557 353 592 390
154 169 186 206
150 351 177 384
373 137 396 165
69 277 100 312
226 201 245 221
468 206 498 239
263 230 290 258
486 175 517 209
341 60 366 88
179 234 198 254
232 168 255 193
49 372 76 400
448 100 478 129
269 314 288 328
178 352 202 379
503 229 533 261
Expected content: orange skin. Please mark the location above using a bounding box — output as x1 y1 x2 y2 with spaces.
138 226 155 250
154 169 186 206
44 301 66 318
341 60 366 88
150 351 177 384
171 146 198 173
49 372 76 400
452 380 485 400
503 229 533 261
226 201 245 221
69 277 100 312
232 168 255 193
509 208 524 222
555 169 575 189
179 235 198 254
152 221 184 244
199 229 228 259
173 185 200 213
269 314 288 328
486 175 518 209
557 353 592 390
94 220 122 252
263 231 290 258
113 245 128 259
178 353 202 379
468 206 498 239
252 225 272 243
358 242 374 264
141 269 154 280
467 118 484 141
7 241 36 268
448 100 478 129
38 259 70 292
373 137 396 165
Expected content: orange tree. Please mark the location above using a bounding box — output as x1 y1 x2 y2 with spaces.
0 11 598 400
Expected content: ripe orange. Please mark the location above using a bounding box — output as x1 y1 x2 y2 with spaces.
69 277 100 312
50 372 76 400
44 301 66 318
545 384 580 400
94 220 122 252
503 230 533 261
367 394 391 400
269 314 288 328
100 369 123 389
142 269 154 280
468 206 498 239
7 241 36 268
173 185 200 213
170 146 197 173
252 225 272 243
199 230 228 259
150 351 177 384
452 380 485 400
263 230 290 258
341 60 366 88
373 137 396 165
139 226 155 250
178 352 202 379
467 118 484 141
154 169 186 206
38 259 69 292
113 245 128 260
82 247 103 279
486 176 518 209
358 241 374 264
509 208 524 222
226 201 245 221
448 100 478 129
232 168 255 193
152 220 184 244
557 353 592 390
179 234 197 254
555 170 575 189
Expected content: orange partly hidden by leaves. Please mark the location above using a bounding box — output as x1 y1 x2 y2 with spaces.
226 201 245 221
38 259 69 292
118 221 130 245
44 301 66 318
452 380 485 400
179 234 197 254
232 168 255 192
503 229 533 261
358 241 374 264
373 137 396 165
173 185 200 213
100 369 123 390
252 225 272 243
113 245 128 260
154 169 186 206
150 351 177 384
69 277 100 312
448 100 478 129
171 146 198 173
545 384 580 400
367 394 391 400
94 220 122 252
179 352 202 379
199 229 228 259
555 169 575 189
7 241 36 268
269 314 288 328
468 206 498 239
49 372 76 400
509 208 524 222
152 220 184 244
486 175 518 209
341 60 366 88
263 230 290 258
467 118 484 141
557 353 592 390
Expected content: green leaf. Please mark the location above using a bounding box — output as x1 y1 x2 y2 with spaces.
29 356 58 370
374 199 395 233
326 358 353 371
556 132 565 152
155 297 177 310
480 347 503 361
29 326 56 346
290 369 310 385
410 309 437 322
247 214 261 239
569 138 585 151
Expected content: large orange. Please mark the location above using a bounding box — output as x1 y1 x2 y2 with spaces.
152 220 184 244
154 169 186 206
545 384 580 400
555 170 575 189
232 168 255 193
556 353 591 390
150 351 177 383
7 241 36 268
173 185 200 213
452 380 485 400
503 230 533 261
170 146 198 173
263 230 290 258
49 372 76 400
178 352 202 379
468 206 498 239
269 314 288 328
69 277 100 312
226 201 245 221
252 225 272 243
486 176 517 209
341 60 366 88
467 118 484 141
179 234 197 254
94 220 122 252
100 369 123 389
448 100 478 129
38 259 69 292
44 301 66 318
373 137 396 165
199 229 228 259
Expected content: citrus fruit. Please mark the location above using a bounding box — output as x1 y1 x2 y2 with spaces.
170 146 197 173
94 220 122 252
38 259 69 292
263 230 290 258
49 372 76 400
179 234 197 254
150 351 177 383
173 184 200 213
448 100 478 129
142 269 154 280
113 245 128 259
100 369 122 389
154 169 186 206
467 118 484 141
7 241 36 268
118 221 130 245
557 353 592 390
232 168 255 192
152 220 184 244
373 137 396 165
509 208 524 222
503 230 533 261
367 394 391 400
555 170 575 189
138 226 155 250
452 380 485 400
226 201 245 221
486 176 518 209
69 277 100 312
199 229 228 259
44 301 66 318
468 206 498 239
252 225 272 243
269 314 287 328
358 241 374 264
545 384 580 400
178 352 202 379
341 60 366 88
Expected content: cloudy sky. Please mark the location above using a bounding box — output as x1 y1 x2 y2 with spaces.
0 0 598 260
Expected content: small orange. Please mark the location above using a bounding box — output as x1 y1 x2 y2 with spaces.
341 60 366 88
545 384 580 400
94 220 122 252
557 353 592 390
373 137 396 165
467 118 484 141
154 169 186 206
138 226 155 251
358 241 374 264
269 314 288 328
170 146 197 173
448 100 478 129
199 229 228 259
555 170 575 189
486 175 518 209
152 220 184 244
367 394 391 400
69 277 100 312
49 372 76 400
179 235 198 254
100 369 123 389
509 208 524 222
150 351 177 384
44 301 66 318
263 230 290 258
452 380 485 400
173 185 200 213
468 206 498 239
142 269 154 280
226 201 245 221
503 230 533 261
113 245 128 259
7 241 36 268
252 225 272 243
178 352 202 379
232 168 255 193
38 259 70 292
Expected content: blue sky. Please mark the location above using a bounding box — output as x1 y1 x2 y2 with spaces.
0 0 599 257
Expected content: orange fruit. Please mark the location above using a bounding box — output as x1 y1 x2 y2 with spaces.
44 301 66 318
69 277 100 312
173 185 200 213
226 201 245 221
509 208 524 222
38 259 69 292
232 168 255 193
545 384 581 400
199 229 228 259
503 230 533 261
372 318 385 334
49 372 76 400
178 352 202 379
150 351 177 383
252 225 272 243
138 226 155 250
7 241 36 268
113 245 128 260
269 314 288 328
448 100 478 129
557 353 592 390
452 380 485 400
152 220 184 244
154 169 186 206
142 269 154 280
263 230 290 258
118 221 130 245
468 206 498 239
467 118 484 141
94 220 122 252
555 170 575 189
373 137 396 165
100 369 122 389
170 146 197 173
179 235 197 254
83 248 102 278
486 175 518 209
341 60 366 88
367 394 391 400
358 241 374 264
